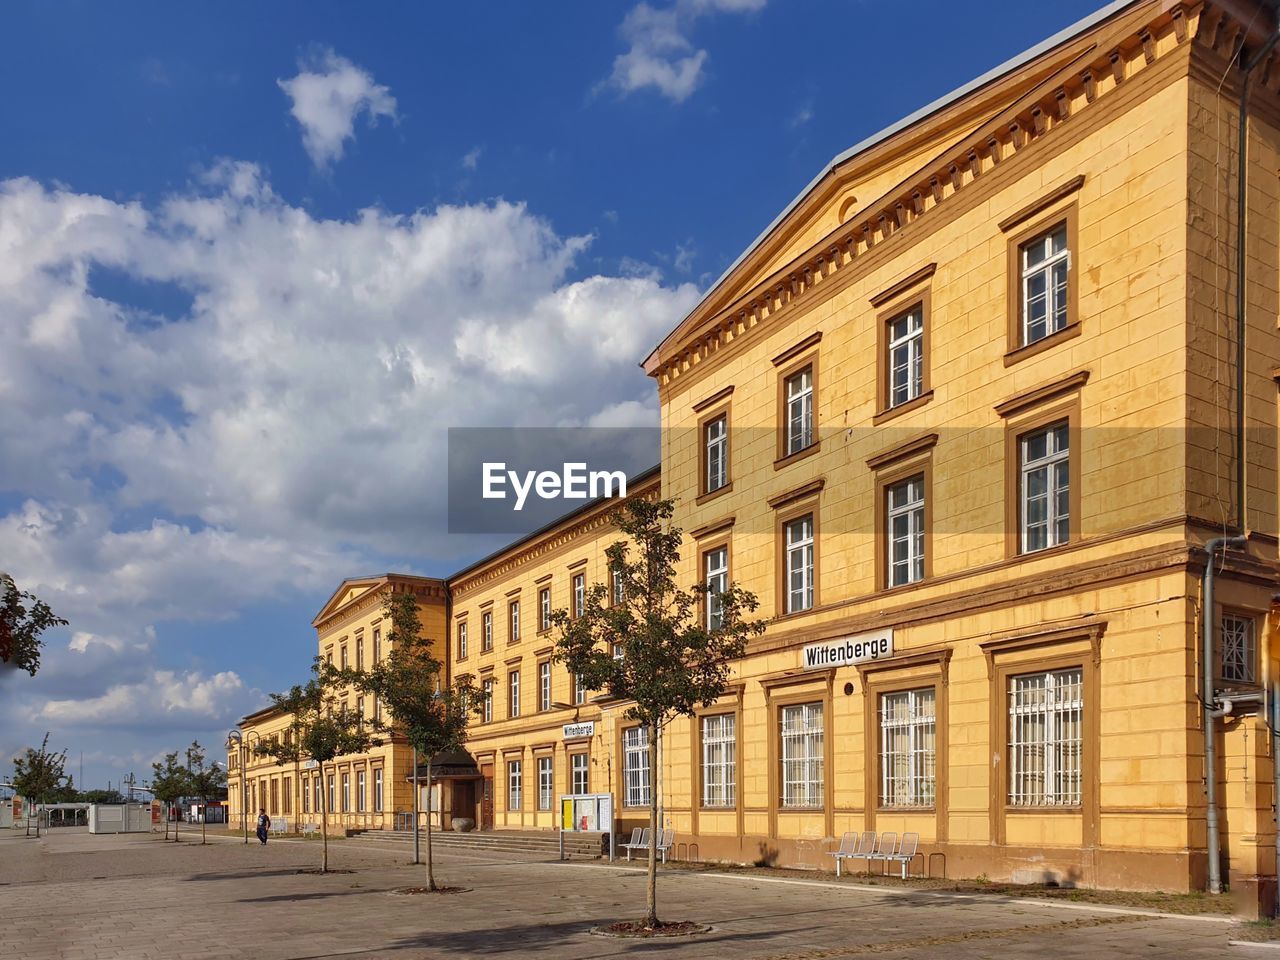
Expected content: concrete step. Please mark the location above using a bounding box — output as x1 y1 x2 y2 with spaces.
350 828 602 857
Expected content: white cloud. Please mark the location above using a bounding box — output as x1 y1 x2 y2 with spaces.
606 0 766 102
461 146 483 171
278 50 397 169
40 669 246 726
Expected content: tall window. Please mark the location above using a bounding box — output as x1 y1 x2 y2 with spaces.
623 727 651 806
1020 422 1069 553
482 678 494 723
571 753 589 794
508 670 520 718
340 645 348 670
356 696 365 728
704 546 728 630
356 770 367 813
373 769 384 812
328 774 336 813
457 621 468 660
509 600 520 643
610 564 625 606
879 688 936 807
705 414 728 492
539 587 551 631
1020 224 1070 345
283 776 292 815
572 573 585 618
784 515 815 614
701 714 736 807
341 772 350 813
508 760 522 811
314 777 322 815
1222 614 1257 684
373 696 381 723
887 476 925 587
537 756 553 810
356 636 364 670
372 627 381 663
573 672 586 705
539 661 551 712
887 307 924 407
482 611 493 651
302 777 310 813
784 366 814 455
1008 667 1083 806
780 702 823 808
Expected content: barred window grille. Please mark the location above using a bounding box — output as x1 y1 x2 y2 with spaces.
1008 667 1083 806
508 760 522 811
888 306 924 407
879 688 936 807
705 546 728 630
624 726 651 807
780 702 824 808
537 756 553 811
1221 614 1256 684
701 714 736 807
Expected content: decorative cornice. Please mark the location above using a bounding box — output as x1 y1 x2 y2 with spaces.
689 514 736 540
772 332 823 367
692 385 735 413
866 433 939 471
994 369 1090 418
868 263 937 307
768 477 826 510
998 175 1086 231
979 616 1108 677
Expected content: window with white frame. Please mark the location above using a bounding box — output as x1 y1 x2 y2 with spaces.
784 366 814 455
539 587 551 631
314 777 322 814
537 756 553 810
705 546 728 630
611 564 625 606
623 726 651 806
356 636 364 670
784 515 815 614
887 306 924 407
374 769 383 812
357 769 367 812
482 611 493 651
508 670 520 718
1020 223 1070 345
482 678 493 723
574 672 586 705
1020 422 1069 553
571 752 589 794
457 621 468 660
573 573 585 618
508 760 522 811
373 695 381 723
879 688 936 807
302 777 310 813
705 414 728 492
1221 614 1257 684
1008 667 1083 806
780 702 824 808
328 774 335 813
372 627 381 663
887 475 925 587
510 600 520 642
341 772 350 813
539 661 551 711
701 714 736 807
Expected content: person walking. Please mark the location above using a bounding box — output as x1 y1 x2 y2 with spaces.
256 808 270 845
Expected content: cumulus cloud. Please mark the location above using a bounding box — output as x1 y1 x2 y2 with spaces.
606 0 766 102
40 669 246 727
278 50 397 169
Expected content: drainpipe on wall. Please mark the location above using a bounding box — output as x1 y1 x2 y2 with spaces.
1204 536 1248 894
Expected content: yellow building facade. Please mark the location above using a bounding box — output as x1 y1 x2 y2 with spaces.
233 0 1280 899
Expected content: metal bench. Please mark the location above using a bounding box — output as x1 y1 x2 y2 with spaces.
301 822 320 836
864 831 898 874
270 817 289 834
883 831 920 878
829 831 874 877
619 827 649 861
656 827 676 863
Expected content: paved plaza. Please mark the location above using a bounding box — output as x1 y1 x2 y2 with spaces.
0 828 1262 959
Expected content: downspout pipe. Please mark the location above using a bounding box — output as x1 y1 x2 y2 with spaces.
1236 25 1280 534
1204 535 1248 894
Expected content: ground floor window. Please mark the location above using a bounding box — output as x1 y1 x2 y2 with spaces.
341 773 351 813
571 753 589 794
537 756 553 810
327 775 335 814
624 727 651 807
314 776 322 815
1008 667 1083 806
701 714 736 807
373 769 384 812
508 760 523 811
282 776 292 815
302 777 310 814
879 687 936 807
780 702 823 808
356 770 366 813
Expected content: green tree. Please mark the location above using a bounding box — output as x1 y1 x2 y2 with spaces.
12 734 72 837
77 789 126 804
0 573 69 676
256 660 377 872
552 497 765 930
184 741 227 845
150 752 190 841
335 591 480 891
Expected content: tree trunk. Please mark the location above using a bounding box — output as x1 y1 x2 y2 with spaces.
425 758 436 891
320 762 329 873
174 805 180 842
201 799 207 844
646 721 659 928
164 804 170 841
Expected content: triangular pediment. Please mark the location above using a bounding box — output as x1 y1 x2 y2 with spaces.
311 576 388 628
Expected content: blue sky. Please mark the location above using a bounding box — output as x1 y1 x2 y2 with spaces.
0 0 1102 792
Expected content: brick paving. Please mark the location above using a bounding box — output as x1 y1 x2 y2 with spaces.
0 828 1253 959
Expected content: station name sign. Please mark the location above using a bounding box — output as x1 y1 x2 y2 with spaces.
801 629 894 670
563 721 596 740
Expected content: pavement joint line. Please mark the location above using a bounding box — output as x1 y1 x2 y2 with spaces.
545 859 1240 925
1229 943 1280 950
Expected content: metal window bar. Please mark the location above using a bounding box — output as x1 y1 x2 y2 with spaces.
702 714 736 807
624 727 651 806
879 688 936 807
1221 615 1256 684
1021 224 1070 344
780 703 824 808
1008 667 1083 806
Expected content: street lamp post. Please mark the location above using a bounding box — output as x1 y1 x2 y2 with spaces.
226 730 248 845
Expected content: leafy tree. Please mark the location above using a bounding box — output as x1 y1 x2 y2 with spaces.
257 659 377 872
184 741 227 845
0 573 68 676
12 733 72 837
335 591 480 891
77 789 126 804
150 752 190 841
552 497 765 930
